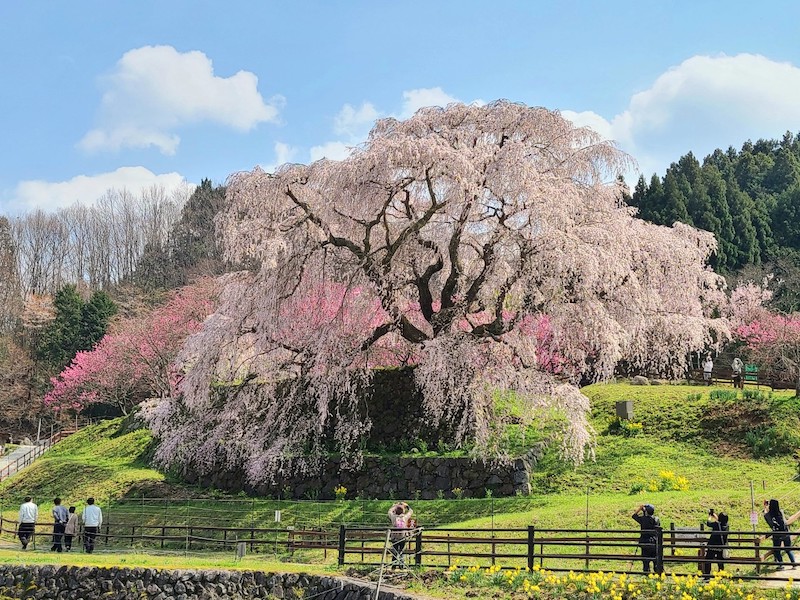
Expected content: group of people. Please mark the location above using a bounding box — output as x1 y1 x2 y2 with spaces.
17 496 103 553
633 499 795 576
702 355 745 388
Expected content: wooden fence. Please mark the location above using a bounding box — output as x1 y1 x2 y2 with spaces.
2 517 797 582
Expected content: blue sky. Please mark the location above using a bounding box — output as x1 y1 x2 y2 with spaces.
2 1 800 213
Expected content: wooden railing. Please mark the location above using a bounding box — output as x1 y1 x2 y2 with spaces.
0 428 79 481
1 519 796 581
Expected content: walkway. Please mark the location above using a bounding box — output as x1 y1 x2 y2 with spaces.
0 445 38 480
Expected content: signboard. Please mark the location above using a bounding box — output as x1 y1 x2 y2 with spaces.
744 364 758 383
750 511 759 526
672 527 705 545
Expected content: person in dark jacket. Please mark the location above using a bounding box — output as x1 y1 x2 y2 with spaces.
632 504 661 574
702 510 729 578
764 499 795 569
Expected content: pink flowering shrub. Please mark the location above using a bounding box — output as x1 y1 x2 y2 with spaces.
44 278 218 414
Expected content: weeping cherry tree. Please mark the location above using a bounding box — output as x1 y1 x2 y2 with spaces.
146 101 728 484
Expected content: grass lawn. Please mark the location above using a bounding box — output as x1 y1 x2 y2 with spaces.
0 381 796 590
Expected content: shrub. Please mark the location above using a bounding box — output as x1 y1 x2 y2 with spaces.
708 389 738 402
742 389 770 401
333 485 347 501
608 417 643 437
452 487 464 499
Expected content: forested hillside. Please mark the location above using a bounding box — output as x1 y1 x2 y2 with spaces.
628 132 800 311
0 179 226 436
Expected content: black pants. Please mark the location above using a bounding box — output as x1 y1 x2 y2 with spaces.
703 547 724 576
84 526 99 553
51 522 65 551
64 533 74 551
640 543 657 573
18 522 35 548
773 533 796 564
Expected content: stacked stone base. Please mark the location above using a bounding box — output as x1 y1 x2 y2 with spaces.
0 566 413 600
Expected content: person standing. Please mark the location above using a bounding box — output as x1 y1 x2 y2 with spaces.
702 510 729 578
64 506 78 552
702 355 714 386
632 503 661 574
731 357 744 389
764 499 795 569
18 496 38 550
50 497 68 552
82 497 102 553
387 501 413 566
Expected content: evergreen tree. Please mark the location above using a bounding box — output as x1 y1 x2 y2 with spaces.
133 179 228 290
660 170 691 225
79 290 118 351
726 175 761 267
773 185 800 249
37 285 84 369
765 146 800 193
36 285 117 370
702 164 736 271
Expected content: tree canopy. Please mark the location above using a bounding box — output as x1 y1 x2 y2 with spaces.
630 133 800 278
147 101 727 484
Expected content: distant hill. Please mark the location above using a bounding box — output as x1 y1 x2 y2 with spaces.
627 133 800 311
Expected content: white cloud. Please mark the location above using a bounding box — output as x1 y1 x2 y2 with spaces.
310 87 469 163
333 102 381 137
399 87 460 118
310 141 353 162
8 167 192 212
562 53 800 177
78 45 282 155
262 141 298 172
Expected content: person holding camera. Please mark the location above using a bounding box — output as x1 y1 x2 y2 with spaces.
703 509 729 578
388 501 413 566
764 499 795 569
632 504 661 574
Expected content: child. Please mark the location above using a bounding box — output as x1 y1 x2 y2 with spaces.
64 507 78 552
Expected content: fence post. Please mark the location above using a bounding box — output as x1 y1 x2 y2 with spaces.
338 524 346 566
527 526 535 571
414 529 422 566
755 535 761 574
655 526 664 574
669 522 675 556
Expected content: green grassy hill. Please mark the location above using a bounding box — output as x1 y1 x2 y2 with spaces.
0 382 797 536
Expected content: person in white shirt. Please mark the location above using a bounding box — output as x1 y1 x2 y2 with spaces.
18 496 38 549
702 355 714 386
81 497 103 553
731 357 744 389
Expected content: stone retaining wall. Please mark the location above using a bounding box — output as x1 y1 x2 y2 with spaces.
0 565 413 600
183 445 544 500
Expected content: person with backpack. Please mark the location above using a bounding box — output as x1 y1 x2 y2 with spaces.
702 510 729 578
387 501 413 566
764 499 795 569
632 503 661 574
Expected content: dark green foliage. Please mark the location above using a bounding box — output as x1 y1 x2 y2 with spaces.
78 290 117 350
629 131 800 273
133 178 228 290
36 285 117 370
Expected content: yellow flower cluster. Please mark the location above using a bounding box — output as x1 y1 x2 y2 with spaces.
333 485 347 501
446 563 799 599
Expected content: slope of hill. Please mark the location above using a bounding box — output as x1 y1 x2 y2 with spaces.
0 383 796 534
